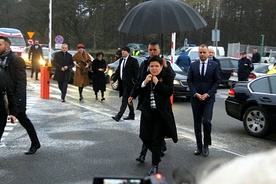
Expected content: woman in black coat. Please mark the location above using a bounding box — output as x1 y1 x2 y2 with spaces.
137 56 178 175
92 52 107 101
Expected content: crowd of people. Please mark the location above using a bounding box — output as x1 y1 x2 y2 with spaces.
1 35 264 178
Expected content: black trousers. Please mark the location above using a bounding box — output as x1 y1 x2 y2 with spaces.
191 99 214 150
17 111 40 146
0 112 40 146
31 61 40 79
116 87 134 118
58 81 68 100
142 110 164 166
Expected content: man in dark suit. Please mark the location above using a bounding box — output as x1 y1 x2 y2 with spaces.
52 44 74 102
28 39 44 80
187 44 220 157
0 36 41 154
111 46 139 122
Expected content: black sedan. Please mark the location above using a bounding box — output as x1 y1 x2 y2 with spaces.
218 57 239 86
171 63 190 100
225 74 276 137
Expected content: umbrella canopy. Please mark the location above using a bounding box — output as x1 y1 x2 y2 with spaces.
118 0 207 34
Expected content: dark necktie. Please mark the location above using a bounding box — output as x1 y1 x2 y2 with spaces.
201 62 205 76
120 59 126 79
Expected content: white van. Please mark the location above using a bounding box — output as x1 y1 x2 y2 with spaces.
186 46 225 61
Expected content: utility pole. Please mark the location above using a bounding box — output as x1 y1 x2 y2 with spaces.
260 34 265 57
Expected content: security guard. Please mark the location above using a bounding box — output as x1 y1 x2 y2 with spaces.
238 51 254 81
132 47 140 56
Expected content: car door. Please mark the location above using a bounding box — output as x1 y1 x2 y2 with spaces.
249 76 276 119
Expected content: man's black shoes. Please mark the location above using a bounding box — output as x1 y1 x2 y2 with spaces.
194 149 202 155
136 155 145 163
123 116 135 120
25 144 41 155
112 116 120 122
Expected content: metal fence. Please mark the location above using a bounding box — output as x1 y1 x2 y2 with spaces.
227 43 276 57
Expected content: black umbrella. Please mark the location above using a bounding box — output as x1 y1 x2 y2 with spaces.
118 0 207 54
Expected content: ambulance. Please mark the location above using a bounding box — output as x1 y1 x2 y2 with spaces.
0 27 26 56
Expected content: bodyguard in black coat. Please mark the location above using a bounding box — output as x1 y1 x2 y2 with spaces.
111 46 139 121
0 36 40 154
187 44 220 157
238 51 254 81
52 44 74 102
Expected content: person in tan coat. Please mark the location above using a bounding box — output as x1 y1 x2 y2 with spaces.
73 44 92 101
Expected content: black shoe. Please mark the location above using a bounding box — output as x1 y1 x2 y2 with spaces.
136 155 145 163
148 165 158 176
95 97 98 100
203 146 209 156
25 144 41 155
79 95 83 101
123 116 134 120
101 97 105 102
194 149 202 155
112 116 120 122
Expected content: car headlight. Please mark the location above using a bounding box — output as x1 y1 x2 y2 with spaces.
39 58 46 66
173 80 180 85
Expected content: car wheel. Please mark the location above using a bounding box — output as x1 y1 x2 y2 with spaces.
111 80 119 90
243 106 270 138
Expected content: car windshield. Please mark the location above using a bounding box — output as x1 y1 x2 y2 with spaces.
172 63 183 72
230 59 239 68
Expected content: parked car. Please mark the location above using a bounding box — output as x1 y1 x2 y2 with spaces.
50 50 94 84
106 56 145 90
171 63 190 100
217 57 239 86
261 50 276 63
126 43 148 55
228 63 271 86
225 74 276 137
21 46 51 68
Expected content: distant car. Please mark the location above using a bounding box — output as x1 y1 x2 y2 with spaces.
50 50 94 84
106 56 145 90
228 63 271 86
217 57 239 86
126 43 148 55
21 46 50 68
225 74 276 138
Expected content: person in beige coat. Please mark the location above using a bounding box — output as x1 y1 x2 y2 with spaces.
73 44 92 101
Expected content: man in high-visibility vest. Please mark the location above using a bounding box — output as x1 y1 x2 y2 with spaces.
132 47 140 56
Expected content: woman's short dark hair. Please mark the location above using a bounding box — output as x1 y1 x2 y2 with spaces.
96 52 104 57
148 56 163 66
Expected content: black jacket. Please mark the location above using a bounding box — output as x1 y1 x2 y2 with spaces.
112 56 139 97
238 57 254 78
52 51 74 82
4 52 27 113
138 69 178 143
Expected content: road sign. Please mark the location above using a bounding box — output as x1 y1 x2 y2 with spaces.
54 35 64 44
27 39 33 45
27 32 35 39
